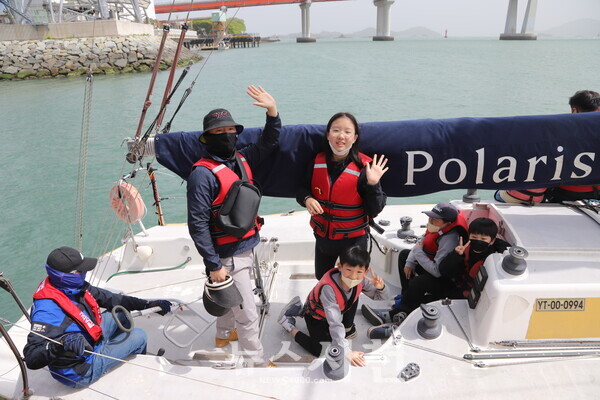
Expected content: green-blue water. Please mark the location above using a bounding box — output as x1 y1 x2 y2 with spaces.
1 37 598 323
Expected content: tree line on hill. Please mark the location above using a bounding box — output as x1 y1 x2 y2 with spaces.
191 18 246 36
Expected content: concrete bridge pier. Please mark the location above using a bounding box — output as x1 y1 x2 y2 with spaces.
373 0 395 41
297 0 316 43
500 0 538 40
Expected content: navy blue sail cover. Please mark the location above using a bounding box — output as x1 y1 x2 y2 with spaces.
155 112 600 197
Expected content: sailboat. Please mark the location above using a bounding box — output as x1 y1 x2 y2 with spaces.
1 26 600 400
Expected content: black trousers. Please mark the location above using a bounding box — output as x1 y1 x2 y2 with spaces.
392 249 453 318
294 303 358 357
314 234 368 280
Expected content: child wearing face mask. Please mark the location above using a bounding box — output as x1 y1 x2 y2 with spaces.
437 217 509 299
278 245 390 367
296 112 389 282
362 202 468 332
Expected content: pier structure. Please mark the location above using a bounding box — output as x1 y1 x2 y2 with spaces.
154 0 346 44
373 0 395 41
500 0 538 40
297 0 316 42
0 0 149 25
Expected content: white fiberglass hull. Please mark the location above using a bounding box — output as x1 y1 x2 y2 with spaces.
1 202 599 399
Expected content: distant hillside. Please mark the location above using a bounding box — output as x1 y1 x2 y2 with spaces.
394 27 442 38
540 18 600 37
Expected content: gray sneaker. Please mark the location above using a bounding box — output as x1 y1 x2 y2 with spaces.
367 323 398 340
278 296 303 322
278 315 297 333
345 324 357 339
361 304 390 326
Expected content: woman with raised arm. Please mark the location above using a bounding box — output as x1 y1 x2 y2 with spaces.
297 112 388 281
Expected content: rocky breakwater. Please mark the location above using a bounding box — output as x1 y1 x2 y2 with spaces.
0 35 201 80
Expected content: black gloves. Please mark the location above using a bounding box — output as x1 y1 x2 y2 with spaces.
56 333 92 356
146 300 172 316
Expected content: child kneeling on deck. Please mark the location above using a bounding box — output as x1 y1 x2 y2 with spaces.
278 245 390 366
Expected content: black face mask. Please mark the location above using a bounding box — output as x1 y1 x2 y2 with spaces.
470 239 491 253
204 132 238 159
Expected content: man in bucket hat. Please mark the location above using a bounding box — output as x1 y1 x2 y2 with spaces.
23 246 172 387
187 85 280 367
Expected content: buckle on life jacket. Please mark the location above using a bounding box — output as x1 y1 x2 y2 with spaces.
310 217 326 233
333 221 370 235
316 200 363 211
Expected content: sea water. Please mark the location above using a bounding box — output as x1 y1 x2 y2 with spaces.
0 37 598 322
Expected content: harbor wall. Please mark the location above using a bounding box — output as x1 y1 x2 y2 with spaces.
0 34 201 80
0 21 154 41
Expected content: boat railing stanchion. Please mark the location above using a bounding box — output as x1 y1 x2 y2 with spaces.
0 319 31 398
462 189 481 203
0 273 31 324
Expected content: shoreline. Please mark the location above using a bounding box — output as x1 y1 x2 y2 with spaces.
0 35 202 80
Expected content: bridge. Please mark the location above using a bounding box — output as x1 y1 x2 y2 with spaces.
155 0 397 42
155 0 543 42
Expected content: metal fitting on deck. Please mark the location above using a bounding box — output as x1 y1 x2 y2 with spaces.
417 304 442 340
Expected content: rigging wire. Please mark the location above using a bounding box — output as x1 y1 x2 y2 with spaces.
1 318 279 399
73 10 99 251
158 6 243 134
94 4 245 284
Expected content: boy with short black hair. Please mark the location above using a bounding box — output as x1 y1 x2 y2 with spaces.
438 217 509 299
278 245 390 366
364 217 508 339
362 203 468 330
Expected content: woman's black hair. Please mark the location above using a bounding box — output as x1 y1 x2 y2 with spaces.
339 245 370 269
323 112 364 168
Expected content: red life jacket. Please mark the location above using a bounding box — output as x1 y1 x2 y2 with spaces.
502 188 547 203
193 153 261 245
304 269 363 320
554 184 600 201
422 211 468 260
309 152 372 240
33 278 103 341
558 184 600 193
459 246 485 298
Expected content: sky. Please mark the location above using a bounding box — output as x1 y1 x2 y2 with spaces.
157 0 600 37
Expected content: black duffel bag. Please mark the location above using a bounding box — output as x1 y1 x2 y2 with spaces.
216 155 262 238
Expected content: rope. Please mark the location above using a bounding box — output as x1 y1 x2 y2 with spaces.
74 73 94 251
106 257 191 282
158 6 243 133
1 318 279 399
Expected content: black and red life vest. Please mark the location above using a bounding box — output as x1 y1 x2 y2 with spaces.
458 246 486 298
503 184 599 204
309 152 372 240
422 211 468 260
33 278 103 341
551 184 600 201
304 269 363 320
502 188 547 203
193 153 261 245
